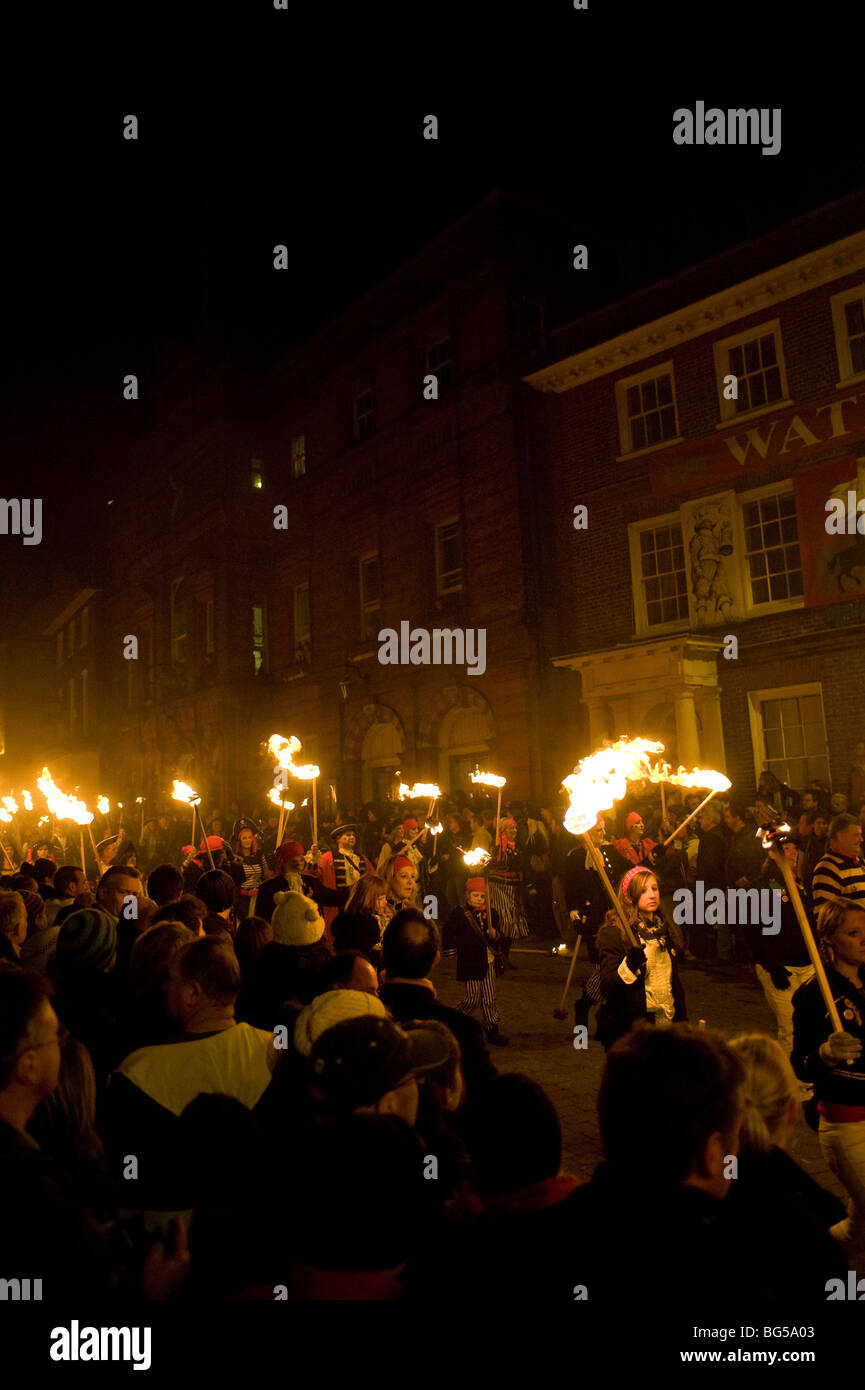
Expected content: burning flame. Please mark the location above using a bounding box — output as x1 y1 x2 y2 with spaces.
397 782 442 800
171 780 201 806
426 821 443 835
97 796 110 814
0 809 11 824
135 796 144 805
22 791 33 810
463 848 491 867
471 768 507 789
37 768 94 825
562 738 731 837
2 796 18 815
266 733 319 780
760 821 792 850
268 788 296 810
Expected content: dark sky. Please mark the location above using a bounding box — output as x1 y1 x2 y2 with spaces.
1 1 863 606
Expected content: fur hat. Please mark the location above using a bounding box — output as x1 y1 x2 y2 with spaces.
271 890 325 946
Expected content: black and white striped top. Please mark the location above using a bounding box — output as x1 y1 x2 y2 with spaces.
812 851 865 908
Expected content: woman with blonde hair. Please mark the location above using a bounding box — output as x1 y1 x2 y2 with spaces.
792 898 865 1263
725 1032 846 1294
594 865 687 1049
331 873 392 961
385 856 422 914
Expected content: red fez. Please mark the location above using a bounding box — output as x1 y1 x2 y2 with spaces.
465 877 486 894
276 840 306 863
626 812 644 828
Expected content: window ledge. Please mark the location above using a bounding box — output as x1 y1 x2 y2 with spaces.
835 372 865 391
714 399 794 432
616 436 684 465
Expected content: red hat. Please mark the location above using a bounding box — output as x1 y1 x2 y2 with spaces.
621 865 653 898
626 812 644 828
200 836 225 852
465 877 486 895
275 840 306 864
401 818 419 834
391 856 413 874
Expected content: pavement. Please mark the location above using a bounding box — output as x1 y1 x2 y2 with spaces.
433 939 846 1202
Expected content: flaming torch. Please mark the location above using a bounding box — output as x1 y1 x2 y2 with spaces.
471 768 507 858
463 846 492 909
268 786 296 848
0 809 14 869
761 819 848 1045
658 768 732 846
37 768 96 871
21 790 33 812
267 734 320 845
171 780 214 869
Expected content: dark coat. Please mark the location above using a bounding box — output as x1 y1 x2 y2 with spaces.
378 980 497 1097
442 905 502 982
791 965 865 1106
696 826 727 891
594 911 687 1048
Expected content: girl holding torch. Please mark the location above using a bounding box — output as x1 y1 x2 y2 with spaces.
791 898 865 1261
594 866 688 1050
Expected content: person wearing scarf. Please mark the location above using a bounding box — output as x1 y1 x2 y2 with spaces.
594 865 687 1049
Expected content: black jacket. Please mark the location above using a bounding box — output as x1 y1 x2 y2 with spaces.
791 965 865 1106
562 842 631 931
696 826 727 891
594 912 687 1047
442 905 502 982
378 980 497 1097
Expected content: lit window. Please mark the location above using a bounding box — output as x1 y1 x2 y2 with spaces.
742 492 802 606
291 435 306 478
436 521 463 595
639 523 689 627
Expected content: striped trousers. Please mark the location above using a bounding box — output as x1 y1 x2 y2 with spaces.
456 963 499 1028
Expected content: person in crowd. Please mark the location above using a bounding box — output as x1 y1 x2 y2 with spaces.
725 1032 847 1292
690 802 727 960
792 898 865 1264
800 811 830 892
113 921 197 1059
149 893 207 936
613 811 657 867
0 968 116 1297
831 792 850 816
0 889 28 961
232 818 272 920
94 834 121 881
293 987 388 1058
95 864 144 983
374 817 407 877
330 872 391 962
811 812 865 909
237 890 331 1027
466 807 492 856
849 740 865 812
307 1014 450 1127
442 876 508 1047
50 907 121 1093
438 810 470 912
594 866 687 1049
235 914 273 976
379 906 496 1097
523 805 555 939
317 823 372 899
45 866 90 926
564 816 632 1026
724 800 765 888
385 855 422 915
487 815 528 967
753 832 815 1066
145 863 184 908
194 868 237 940
27 1033 114 1219
317 949 380 995
19 888 61 972
104 937 277 1209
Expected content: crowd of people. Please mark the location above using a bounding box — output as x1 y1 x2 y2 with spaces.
1 744 865 1300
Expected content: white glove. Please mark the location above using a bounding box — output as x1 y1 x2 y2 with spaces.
819 1031 863 1066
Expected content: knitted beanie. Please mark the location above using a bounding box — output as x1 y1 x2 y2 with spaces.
56 908 118 971
271 891 325 946
294 988 387 1057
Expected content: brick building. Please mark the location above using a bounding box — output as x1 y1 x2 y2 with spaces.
524 195 865 808
96 193 568 814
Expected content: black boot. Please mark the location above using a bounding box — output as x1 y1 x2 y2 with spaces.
573 991 592 1027
485 1026 510 1046
501 937 518 969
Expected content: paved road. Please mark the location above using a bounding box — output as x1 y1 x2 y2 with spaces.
433 941 846 1202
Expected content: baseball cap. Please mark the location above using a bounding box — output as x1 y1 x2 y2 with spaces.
310 1015 450 1112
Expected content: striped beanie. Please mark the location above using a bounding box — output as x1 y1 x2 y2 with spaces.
56 908 118 971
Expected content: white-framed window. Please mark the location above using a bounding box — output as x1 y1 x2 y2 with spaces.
615 363 680 457
628 516 689 634
81 669 88 735
830 284 865 386
354 390 374 441
713 319 791 424
294 582 311 647
739 484 803 610
79 606 88 647
252 602 268 674
205 599 215 655
747 684 829 790
435 519 463 595
170 579 189 666
360 553 381 639
291 434 306 479
425 337 452 393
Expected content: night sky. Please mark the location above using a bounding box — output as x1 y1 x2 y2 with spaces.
2 2 863 608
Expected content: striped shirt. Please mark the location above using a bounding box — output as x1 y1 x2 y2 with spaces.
811 851 865 908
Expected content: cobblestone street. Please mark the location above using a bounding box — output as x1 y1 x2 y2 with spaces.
434 941 846 1203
